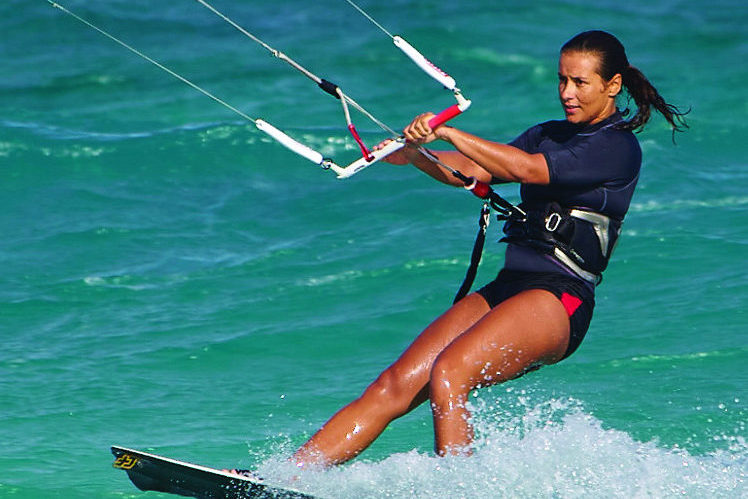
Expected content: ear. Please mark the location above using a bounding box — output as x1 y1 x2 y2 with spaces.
607 73 623 97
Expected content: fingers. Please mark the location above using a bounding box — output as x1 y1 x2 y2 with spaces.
371 111 446 167
403 112 437 144
373 139 411 165
372 138 393 151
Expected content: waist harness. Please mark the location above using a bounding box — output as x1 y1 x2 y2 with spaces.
500 202 622 285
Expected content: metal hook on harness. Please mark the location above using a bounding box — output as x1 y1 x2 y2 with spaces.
545 212 562 232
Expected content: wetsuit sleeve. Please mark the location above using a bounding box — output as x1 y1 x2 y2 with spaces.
544 130 641 186
488 125 542 184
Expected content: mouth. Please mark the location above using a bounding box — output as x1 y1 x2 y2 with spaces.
563 104 580 114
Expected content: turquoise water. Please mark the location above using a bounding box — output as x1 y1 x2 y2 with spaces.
2 0 746 497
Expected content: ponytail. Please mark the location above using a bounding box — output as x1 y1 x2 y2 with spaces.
620 65 688 135
562 31 689 137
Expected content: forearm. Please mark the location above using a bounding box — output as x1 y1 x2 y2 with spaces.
437 127 549 184
404 145 493 187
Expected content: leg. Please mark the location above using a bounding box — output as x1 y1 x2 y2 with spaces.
429 289 571 456
293 293 491 467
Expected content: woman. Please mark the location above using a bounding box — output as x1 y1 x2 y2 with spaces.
292 30 687 467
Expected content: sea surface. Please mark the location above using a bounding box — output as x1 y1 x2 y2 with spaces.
1 0 746 497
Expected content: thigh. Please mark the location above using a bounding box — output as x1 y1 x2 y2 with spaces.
432 289 571 388
373 293 492 406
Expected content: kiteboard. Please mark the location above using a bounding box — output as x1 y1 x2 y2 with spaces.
111 446 315 499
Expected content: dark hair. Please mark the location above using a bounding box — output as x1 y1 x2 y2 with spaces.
561 30 688 136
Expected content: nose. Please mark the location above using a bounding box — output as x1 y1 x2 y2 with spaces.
559 80 575 102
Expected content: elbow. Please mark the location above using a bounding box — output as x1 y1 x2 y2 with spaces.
516 154 550 185
518 170 550 185
501 167 546 185
487 153 549 184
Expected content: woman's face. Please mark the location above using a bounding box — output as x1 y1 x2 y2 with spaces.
558 51 621 125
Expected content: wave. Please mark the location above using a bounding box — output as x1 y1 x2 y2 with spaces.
0 118 237 141
252 398 746 498
630 196 748 214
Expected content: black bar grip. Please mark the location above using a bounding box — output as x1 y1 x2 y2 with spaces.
318 79 341 99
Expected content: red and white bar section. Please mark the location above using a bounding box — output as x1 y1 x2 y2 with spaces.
392 36 472 129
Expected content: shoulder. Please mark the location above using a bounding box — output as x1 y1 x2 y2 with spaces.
538 119 577 137
567 120 642 164
519 119 598 148
543 121 642 186
597 126 642 165
528 119 578 142
510 119 573 152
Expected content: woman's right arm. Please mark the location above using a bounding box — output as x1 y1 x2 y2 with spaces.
377 140 494 187
379 113 548 186
403 113 549 185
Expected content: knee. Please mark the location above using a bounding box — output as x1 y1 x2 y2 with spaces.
362 366 420 417
429 352 472 406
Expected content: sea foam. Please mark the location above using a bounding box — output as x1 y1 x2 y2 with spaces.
256 398 746 498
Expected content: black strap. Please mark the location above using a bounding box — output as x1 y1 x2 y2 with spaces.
453 203 491 304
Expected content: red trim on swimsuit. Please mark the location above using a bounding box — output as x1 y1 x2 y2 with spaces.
560 292 582 317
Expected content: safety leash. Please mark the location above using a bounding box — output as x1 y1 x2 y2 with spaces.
449 176 526 302
453 203 491 303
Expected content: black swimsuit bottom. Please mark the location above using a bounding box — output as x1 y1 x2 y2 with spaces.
476 268 595 359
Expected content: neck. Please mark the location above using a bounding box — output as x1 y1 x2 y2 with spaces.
587 101 618 125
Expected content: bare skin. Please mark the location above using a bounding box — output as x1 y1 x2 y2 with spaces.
291 50 622 467
294 291 569 464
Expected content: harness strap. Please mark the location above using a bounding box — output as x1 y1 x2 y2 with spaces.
553 247 602 285
569 208 612 258
450 178 525 302
453 203 491 303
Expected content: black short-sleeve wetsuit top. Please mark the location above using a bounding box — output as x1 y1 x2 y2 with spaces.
501 111 642 285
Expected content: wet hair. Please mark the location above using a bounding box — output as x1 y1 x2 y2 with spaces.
561 30 688 136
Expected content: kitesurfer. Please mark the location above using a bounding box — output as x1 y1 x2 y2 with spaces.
292 30 688 466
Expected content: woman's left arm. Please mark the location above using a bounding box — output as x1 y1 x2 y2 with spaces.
405 113 550 185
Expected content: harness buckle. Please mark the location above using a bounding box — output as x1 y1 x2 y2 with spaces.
545 212 562 232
